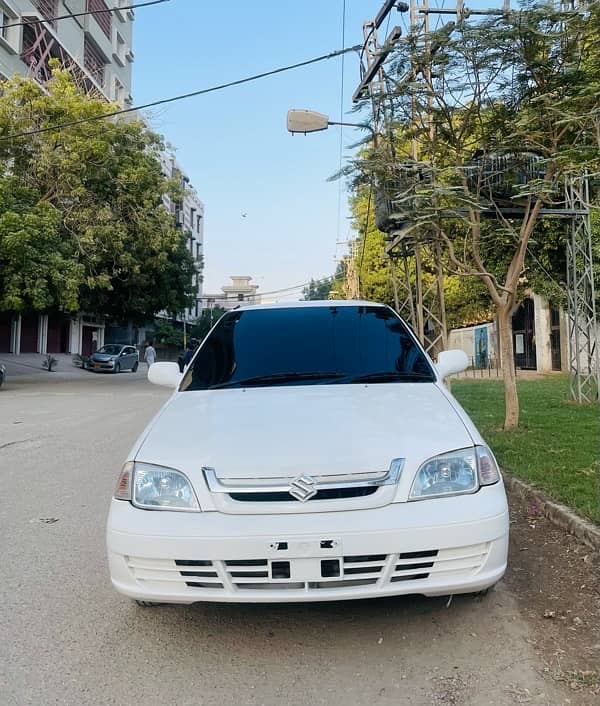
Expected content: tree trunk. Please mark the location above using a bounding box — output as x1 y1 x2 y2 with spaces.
497 306 519 430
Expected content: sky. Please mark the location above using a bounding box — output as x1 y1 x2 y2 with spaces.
132 0 410 299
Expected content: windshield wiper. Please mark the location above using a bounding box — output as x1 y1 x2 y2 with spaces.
342 371 435 384
209 371 345 389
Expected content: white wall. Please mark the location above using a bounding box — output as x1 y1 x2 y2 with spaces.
0 1 133 104
448 321 497 368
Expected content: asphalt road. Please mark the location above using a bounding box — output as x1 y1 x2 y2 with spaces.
0 373 573 706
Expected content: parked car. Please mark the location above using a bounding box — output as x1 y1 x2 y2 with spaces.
88 344 139 373
0 363 5 387
107 301 508 606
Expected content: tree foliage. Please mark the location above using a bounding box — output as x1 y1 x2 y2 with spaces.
190 307 227 342
301 278 334 300
344 3 599 428
0 67 197 322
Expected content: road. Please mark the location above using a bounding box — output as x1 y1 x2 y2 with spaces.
0 373 575 706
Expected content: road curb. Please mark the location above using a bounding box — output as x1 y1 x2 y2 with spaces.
504 472 600 553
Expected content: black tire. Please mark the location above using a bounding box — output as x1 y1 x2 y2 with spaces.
132 361 139 373
114 362 121 374
135 600 161 607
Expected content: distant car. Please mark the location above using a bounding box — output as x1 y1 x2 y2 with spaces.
88 344 139 373
0 363 5 387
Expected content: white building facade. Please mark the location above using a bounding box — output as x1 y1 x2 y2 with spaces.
159 153 205 321
0 0 133 103
201 277 261 312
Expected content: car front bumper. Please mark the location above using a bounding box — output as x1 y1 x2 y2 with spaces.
106 484 509 603
89 361 115 370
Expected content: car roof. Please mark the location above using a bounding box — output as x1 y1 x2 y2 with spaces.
235 300 387 312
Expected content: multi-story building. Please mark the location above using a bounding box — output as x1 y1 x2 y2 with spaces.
0 0 133 104
0 2 205 357
160 153 205 321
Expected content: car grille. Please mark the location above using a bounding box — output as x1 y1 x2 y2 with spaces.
228 487 378 502
126 542 489 594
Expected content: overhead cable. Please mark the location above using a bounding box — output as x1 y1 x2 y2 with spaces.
0 44 362 142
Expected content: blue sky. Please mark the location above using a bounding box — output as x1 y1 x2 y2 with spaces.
132 0 406 297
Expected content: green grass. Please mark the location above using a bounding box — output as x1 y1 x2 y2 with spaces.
452 375 600 524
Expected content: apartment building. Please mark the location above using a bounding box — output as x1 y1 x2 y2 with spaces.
160 152 205 321
0 2 206 356
0 0 133 104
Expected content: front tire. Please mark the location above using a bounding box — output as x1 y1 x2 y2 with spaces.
114 363 121 374
135 600 161 607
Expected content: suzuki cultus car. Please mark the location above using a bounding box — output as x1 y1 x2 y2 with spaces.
107 302 508 605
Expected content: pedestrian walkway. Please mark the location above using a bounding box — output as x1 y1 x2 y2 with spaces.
0 353 100 385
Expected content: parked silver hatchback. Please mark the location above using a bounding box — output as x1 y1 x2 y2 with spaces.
88 344 139 373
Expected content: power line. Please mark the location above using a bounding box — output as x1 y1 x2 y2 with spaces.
0 44 362 142
0 0 171 30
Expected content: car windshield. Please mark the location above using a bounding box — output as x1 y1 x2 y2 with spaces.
98 345 123 355
180 305 435 391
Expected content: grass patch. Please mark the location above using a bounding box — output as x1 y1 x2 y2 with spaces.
452 375 600 524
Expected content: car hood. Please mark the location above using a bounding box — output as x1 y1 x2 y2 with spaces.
135 383 474 478
92 353 116 361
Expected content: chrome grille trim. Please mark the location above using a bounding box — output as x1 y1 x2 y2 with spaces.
203 459 404 495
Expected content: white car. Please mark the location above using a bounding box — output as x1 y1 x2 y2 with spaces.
107 301 508 605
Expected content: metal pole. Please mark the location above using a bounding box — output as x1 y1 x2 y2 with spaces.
390 256 401 312
402 249 417 331
414 244 425 343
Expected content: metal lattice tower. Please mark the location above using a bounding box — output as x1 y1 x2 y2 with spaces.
566 178 600 402
354 0 598 384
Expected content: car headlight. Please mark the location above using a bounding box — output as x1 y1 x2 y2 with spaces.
409 446 499 501
114 461 200 511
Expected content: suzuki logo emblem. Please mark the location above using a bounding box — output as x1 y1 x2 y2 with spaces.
289 475 317 502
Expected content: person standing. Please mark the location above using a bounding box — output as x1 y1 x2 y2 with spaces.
144 340 156 369
182 338 199 369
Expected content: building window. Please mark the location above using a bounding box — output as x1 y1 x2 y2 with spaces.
84 35 106 86
196 243 201 260
196 214 202 232
114 31 126 64
1 9 9 40
86 0 112 40
32 0 58 26
113 77 124 103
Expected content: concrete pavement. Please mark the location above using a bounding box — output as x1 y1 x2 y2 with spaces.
0 375 576 706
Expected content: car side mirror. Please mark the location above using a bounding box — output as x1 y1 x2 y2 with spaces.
435 350 469 380
148 362 182 388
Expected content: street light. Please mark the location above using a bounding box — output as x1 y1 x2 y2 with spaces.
286 109 375 137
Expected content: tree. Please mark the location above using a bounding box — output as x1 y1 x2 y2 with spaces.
0 178 82 312
352 4 598 429
0 67 197 323
301 278 333 300
190 307 227 342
